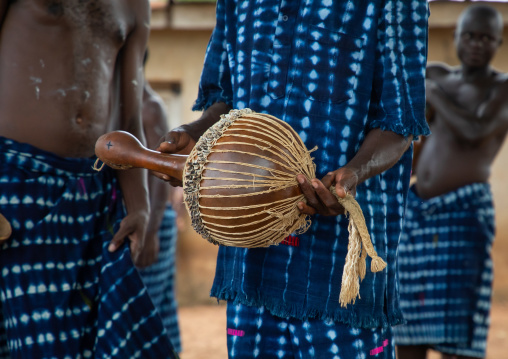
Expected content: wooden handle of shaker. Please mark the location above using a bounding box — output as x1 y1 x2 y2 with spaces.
95 131 188 180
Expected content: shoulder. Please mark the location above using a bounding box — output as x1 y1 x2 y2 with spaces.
488 72 508 101
426 62 453 80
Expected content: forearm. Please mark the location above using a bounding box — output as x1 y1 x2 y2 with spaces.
343 128 413 184
117 168 150 218
180 102 231 141
146 174 170 235
427 83 487 141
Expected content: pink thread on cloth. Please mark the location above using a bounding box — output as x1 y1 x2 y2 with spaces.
78 178 87 195
227 328 245 337
370 339 389 356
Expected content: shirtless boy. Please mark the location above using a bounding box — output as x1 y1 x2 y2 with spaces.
395 4 508 359
0 1 176 357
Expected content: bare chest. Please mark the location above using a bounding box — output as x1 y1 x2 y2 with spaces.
442 78 496 114
22 0 130 43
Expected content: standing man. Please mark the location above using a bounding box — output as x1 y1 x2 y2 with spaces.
395 4 507 359
0 1 176 357
158 1 430 358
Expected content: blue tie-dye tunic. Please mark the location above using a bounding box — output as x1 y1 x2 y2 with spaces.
193 0 430 328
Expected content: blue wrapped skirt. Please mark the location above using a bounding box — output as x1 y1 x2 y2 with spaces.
0 137 178 358
395 183 495 358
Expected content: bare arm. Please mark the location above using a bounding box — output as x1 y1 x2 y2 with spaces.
144 89 171 228
298 129 412 216
343 129 413 185
109 1 151 265
426 78 508 143
136 86 171 268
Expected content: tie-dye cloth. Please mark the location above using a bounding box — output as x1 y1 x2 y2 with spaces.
226 302 395 359
0 137 178 359
139 205 181 353
194 0 430 329
394 183 495 358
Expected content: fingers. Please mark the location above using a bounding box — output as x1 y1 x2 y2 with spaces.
108 227 129 253
157 140 178 154
297 174 317 215
156 130 185 153
108 219 140 258
296 174 345 216
334 184 348 199
149 169 183 186
135 236 160 269
335 169 358 198
156 130 195 155
109 230 149 268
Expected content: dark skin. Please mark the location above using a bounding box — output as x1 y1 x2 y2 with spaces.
413 7 508 200
137 79 172 268
0 0 152 265
397 6 507 359
156 102 412 218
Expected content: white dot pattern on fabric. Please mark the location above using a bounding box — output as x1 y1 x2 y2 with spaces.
395 183 495 358
227 303 396 358
198 0 430 342
0 139 177 357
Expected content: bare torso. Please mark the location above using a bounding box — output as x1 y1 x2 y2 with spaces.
416 64 508 199
0 0 135 157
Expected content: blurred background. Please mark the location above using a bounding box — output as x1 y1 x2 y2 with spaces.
145 0 508 356
145 0 508 307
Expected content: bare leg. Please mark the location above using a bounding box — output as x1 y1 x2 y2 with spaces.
396 345 428 359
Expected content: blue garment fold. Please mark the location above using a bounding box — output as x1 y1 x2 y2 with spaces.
0 137 177 358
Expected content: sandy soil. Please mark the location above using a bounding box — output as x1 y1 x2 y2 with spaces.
177 301 508 359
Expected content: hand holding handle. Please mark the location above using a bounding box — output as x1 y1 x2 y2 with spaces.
95 131 187 180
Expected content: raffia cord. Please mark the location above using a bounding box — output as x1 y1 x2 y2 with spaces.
198 195 305 211
224 116 316 173
217 131 305 163
92 158 106 171
204 159 297 177
330 187 387 307
201 200 302 229
208 148 303 173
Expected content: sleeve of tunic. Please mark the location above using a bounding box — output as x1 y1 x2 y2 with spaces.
192 0 233 111
368 0 431 138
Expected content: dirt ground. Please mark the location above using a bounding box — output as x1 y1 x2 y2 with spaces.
177 301 508 359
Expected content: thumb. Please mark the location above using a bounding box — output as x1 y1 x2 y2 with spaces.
335 172 357 198
334 184 348 199
157 140 178 153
